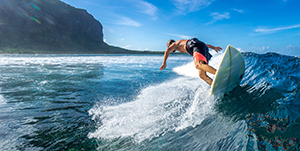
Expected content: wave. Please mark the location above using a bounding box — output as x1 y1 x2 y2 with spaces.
87 51 237 144
89 51 300 150
0 94 5 105
217 52 300 150
88 77 215 143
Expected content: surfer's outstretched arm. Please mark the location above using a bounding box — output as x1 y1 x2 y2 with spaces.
160 45 175 70
206 44 222 53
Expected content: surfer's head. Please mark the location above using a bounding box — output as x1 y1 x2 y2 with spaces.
167 39 176 52
167 39 175 47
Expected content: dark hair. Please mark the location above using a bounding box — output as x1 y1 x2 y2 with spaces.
167 39 175 47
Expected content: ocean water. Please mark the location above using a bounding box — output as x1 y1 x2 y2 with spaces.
0 52 299 151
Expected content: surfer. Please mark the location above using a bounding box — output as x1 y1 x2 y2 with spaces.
159 38 222 85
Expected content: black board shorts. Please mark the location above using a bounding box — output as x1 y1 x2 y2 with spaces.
186 38 212 63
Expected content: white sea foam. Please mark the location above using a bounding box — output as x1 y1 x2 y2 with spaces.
88 52 225 143
173 51 224 78
0 94 5 105
88 78 214 143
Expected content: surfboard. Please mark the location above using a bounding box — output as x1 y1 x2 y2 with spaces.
210 45 245 95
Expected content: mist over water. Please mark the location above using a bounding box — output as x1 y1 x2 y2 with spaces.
0 52 299 150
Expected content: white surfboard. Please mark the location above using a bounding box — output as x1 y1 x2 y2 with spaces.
210 45 245 95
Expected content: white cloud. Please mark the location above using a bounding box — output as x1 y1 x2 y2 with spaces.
249 46 273 53
166 33 193 39
255 24 300 33
231 8 244 13
111 1 158 26
105 27 115 33
262 46 270 51
236 47 244 52
171 0 214 13
116 17 142 27
122 45 132 49
135 0 158 19
250 45 300 56
285 45 300 56
117 38 125 41
206 12 230 25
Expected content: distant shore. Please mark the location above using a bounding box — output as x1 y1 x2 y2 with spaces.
0 48 166 55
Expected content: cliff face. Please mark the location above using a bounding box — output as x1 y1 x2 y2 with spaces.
0 0 128 54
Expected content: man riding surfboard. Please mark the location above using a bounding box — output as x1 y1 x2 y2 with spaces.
159 38 222 85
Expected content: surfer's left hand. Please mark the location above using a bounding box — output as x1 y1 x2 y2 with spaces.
160 63 166 70
214 47 222 53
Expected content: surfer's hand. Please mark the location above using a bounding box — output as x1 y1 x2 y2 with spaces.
160 63 166 70
214 47 222 53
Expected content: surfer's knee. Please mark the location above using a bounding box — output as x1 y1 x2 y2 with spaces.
198 71 207 79
195 60 205 69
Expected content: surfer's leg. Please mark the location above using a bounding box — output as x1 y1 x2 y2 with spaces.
198 69 213 85
195 60 216 75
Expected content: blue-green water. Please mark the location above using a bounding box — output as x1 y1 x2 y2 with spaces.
0 53 299 150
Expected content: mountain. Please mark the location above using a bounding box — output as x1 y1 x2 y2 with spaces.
0 0 142 54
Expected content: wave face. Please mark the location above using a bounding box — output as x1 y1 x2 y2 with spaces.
216 52 300 150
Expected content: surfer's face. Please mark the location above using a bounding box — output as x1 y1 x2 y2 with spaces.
167 44 175 52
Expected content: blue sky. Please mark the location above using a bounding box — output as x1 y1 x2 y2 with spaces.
61 0 300 56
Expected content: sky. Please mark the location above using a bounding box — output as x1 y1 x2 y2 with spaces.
61 0 300 56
